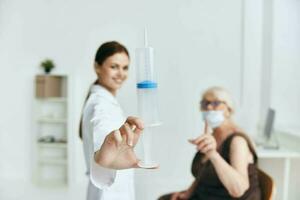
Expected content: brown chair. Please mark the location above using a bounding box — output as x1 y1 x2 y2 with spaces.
258 168 275 200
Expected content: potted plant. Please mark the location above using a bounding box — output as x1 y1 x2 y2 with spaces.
40 59 55 74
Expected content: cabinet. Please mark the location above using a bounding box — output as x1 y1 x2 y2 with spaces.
32 75 69 187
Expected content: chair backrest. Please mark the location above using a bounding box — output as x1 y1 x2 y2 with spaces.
258 168 275 200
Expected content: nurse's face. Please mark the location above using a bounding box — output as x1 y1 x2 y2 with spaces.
95 52 129 95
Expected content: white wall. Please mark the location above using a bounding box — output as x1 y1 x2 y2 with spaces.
258 0 300 199
270 0 300 134
0 0 298 199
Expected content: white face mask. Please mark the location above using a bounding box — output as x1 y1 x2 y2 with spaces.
202 110 225 129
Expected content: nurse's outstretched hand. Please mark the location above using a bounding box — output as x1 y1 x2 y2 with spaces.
94 116 146 169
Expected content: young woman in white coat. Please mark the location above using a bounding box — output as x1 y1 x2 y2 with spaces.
79 41 144 200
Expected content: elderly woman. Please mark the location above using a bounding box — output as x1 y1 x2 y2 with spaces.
159 86 261 200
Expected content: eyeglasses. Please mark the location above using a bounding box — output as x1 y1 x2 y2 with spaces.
200 100 225 110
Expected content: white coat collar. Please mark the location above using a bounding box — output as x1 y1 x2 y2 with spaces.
90 84 119 105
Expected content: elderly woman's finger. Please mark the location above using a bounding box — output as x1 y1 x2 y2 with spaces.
197 137 211 150
189 135 206 145
188 137 199 144
204 120 209 134
201 143 214 153
192 134 211 145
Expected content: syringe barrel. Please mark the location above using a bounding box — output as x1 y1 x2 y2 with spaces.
136 47 160 126
135 47 156 83
137 87 160 126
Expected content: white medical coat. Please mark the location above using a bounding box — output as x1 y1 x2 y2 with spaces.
82 84 135 200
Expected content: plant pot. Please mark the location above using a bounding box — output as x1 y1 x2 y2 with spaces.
45 68 52 74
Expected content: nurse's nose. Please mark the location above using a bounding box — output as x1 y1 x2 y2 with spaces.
116 68 123 77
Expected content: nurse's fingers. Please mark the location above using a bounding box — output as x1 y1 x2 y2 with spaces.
125 116 144 134
118 123 128 145
123 123 134 147
113 130 123 145
136 161 160 169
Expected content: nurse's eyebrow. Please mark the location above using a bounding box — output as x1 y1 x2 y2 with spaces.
111 62 129 68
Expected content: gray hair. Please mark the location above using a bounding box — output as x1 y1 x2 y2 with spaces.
201 86 235 114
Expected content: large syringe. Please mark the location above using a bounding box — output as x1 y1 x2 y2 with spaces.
136 29 161 168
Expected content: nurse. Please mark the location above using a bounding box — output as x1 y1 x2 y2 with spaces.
79 41 144 200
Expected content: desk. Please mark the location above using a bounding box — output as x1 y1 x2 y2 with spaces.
257 147 300 200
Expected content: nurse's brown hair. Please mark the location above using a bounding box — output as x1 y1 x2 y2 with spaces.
79 41 129 139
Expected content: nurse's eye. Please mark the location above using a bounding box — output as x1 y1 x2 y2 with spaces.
110 65 118 69
123 66 129 71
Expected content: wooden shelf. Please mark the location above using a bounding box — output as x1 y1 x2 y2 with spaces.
36 97 67 103
33 74 69 187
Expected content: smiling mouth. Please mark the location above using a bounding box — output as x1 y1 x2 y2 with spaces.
113 79 123 84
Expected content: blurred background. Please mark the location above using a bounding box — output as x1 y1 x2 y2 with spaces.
0 0 299 199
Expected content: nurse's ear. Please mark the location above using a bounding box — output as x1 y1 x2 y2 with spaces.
94 62 102 77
